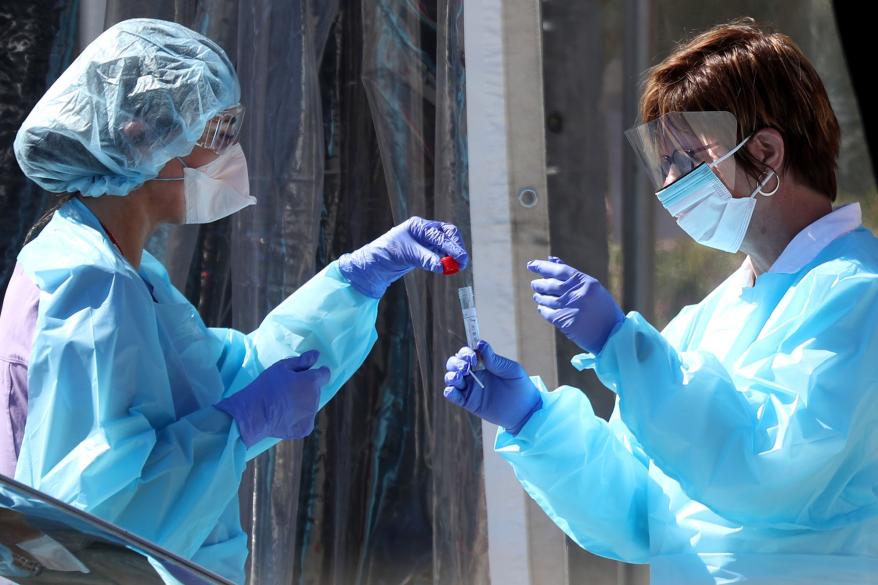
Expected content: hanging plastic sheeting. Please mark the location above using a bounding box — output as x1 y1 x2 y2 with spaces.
230 2 338 584
295 1 487 585
57 1 486 583
358 0 489 583
0 1 77 301
292 1 488 584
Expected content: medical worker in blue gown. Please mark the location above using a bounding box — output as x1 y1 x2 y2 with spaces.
0 18 468 584
444 20 877 585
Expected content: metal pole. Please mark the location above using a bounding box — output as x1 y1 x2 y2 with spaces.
78 0 107 51
621 0 655 321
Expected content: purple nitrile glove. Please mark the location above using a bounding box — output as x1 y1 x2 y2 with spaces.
443 340 542 435
338 216 470 298
216 350 330 447
528 256 624 354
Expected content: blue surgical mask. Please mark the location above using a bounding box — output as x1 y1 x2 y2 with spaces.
656 136 778 253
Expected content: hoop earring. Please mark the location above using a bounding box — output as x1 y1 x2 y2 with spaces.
758 171 780 196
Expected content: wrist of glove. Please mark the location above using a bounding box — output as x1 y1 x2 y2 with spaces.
338 246 405 300
528 256 624 354
216 350 330 447
339 216 469 298
443 340 542 435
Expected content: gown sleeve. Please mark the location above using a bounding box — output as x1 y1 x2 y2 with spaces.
580 268 878 529
494 377 655 564
207 261 381 459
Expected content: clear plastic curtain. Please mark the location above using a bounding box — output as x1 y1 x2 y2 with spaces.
360 0 488 582
291 1 486 583
230 2 335 583
84 1 487 583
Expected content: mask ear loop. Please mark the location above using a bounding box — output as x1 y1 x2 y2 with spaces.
709 134 753 168
707 135 753 193
152 157 188 182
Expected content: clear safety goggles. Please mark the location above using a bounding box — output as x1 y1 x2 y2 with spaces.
196 103 245 155
625 111 744 191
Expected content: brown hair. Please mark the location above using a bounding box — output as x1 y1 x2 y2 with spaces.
641 18 840 200
24 194 75 245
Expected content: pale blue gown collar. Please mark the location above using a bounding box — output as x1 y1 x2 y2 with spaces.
34 197 166 301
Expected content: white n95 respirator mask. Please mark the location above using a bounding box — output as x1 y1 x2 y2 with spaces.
157 143 255 224
655 136 778 253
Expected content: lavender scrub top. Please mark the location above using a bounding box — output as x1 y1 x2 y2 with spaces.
0 263 39 478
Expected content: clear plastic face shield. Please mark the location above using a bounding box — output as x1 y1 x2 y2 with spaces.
624 111 744 192
195 103 245 155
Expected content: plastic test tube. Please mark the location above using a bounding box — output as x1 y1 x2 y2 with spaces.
457 286 485 388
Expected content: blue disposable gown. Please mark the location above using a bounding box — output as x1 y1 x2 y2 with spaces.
497 228 878 584
13 199 380 583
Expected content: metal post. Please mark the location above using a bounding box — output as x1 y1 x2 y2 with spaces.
78 0 107 51
622 0 655 320
620 4 653 582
